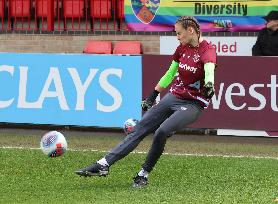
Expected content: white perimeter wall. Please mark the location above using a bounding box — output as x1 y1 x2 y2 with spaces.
160 36 257 56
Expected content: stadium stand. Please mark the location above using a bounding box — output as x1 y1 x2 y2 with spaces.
0 0 259 56
83 40 112 54
35 0 58 30
0 0 4 29
113 41 142 55
0 0 4 17
35 0 57 17
63 0 85 30
116 0 124 19
0 0 127 31
8 0 31 29
9 0 31 17
90 0 111 18
90 0 111 30
115 0 124 30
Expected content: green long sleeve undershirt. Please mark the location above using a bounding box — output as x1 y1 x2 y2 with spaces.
158 60 179 88
158 61 216 88
204 62 215 84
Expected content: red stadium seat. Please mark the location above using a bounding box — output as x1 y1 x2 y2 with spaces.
90 0 111 18
63 0 85 30
83 40 112 54
113 41 142 55
9 0 30 17
116 0 124 19
8 0 31 30
63 0 84 18
35 0 57 17
0 0 4 17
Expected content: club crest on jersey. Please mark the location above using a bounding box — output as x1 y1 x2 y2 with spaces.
192 53 200 63
130 0 160 24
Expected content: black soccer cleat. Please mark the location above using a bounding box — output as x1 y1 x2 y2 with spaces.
132 175 148 188
75 163 109 177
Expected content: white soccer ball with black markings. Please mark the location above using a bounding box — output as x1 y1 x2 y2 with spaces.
123 118 139 135
40 131 67 157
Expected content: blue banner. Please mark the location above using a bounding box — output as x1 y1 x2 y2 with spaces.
0 53 142 127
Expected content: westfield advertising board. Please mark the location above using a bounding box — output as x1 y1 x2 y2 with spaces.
142 55 278 132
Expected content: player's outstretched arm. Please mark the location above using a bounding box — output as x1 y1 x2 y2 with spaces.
141 61 178 111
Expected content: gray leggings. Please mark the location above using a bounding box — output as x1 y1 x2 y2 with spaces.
105 93 203 172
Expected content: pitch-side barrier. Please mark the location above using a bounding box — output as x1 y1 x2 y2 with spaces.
0 53 277 137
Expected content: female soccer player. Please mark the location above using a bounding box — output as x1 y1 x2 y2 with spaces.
75 16 217 188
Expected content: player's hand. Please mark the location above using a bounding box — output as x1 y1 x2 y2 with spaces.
201 82 215 98
141 98 154 111
141 90 159 111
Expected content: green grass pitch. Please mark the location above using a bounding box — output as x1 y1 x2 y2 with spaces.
1 147 278 204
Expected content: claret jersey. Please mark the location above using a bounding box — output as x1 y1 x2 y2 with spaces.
170 40 217 107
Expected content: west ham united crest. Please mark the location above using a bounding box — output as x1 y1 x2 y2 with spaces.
131 0 160 24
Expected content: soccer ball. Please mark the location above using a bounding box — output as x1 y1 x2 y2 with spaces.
40 131 67 157
123 118 139 135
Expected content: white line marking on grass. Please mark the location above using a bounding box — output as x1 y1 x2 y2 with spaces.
1 146 278 160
